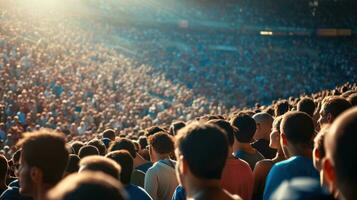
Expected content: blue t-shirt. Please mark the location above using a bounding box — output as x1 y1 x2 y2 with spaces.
125 184 152 200
172 185 186 200
263 156 320 200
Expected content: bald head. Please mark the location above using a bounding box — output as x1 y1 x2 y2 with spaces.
253 112 274 140
324 107 357 200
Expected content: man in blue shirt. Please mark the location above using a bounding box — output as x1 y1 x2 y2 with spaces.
263 111 320 200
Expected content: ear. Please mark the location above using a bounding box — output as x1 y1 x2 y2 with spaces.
280 132 288 146
322 158 336 192
327 113 334 124
313 147 320 160
30 166 43 184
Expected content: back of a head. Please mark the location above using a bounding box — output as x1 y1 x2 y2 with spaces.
102 129 116 141
347 93 357 106
145 126 165 137
322 96 352 119
0 155 8 180
106 150 133 185
66 154 80 174
169 121 186 136
71 141 84 155
280 111 315 146
230 114 256 143
297 97 316 117
47 171 127 200
108 138 136 158
275 101 291 117
148 131 174 155
79 155 121 180
176 122 228 179
326 107 357 200
17 129 69 185
78 145 99 159
208 119 236 147
88 139 107 156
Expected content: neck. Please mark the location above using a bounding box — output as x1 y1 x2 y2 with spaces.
153 154 170 163
133 153 148 168
272 148 285 163
287 145 313 159
34 184 53 200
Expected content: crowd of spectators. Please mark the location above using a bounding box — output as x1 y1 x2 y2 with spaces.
0 2 357 200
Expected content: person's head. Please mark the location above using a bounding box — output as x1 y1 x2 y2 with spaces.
79 155 121 180
230 114 256 143
208 119 236 148
275 101 290 117
145 126 165 137
148 131 174 162
280 111 315 158
106 150 133 185
70 141 84 155
318 96 352 126
0 155 8 182
108 138 136 159
65 154 80 176
88 139 107 156
175 122 228 188
323 107 357 200
269 116 283 149
138 136 148 149
169 121 186 136
102 129 116 141
297 97 316 117
47 171 127 200
252 112 274 140
347 93 357 106
17 129 69 196
78 145 99 159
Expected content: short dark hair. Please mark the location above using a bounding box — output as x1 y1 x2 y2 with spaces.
88 139 107 156
281 111 315 145
322 96 352 119
106 150 133 185
17 129 69 184
108 138 136 158
0 155 8 180
66 154 80 174
71 141 84 155
138 136 148 149
297 97 316 117
78 145 99 159
230 114 256 143
176 123 228 179
208 119 236 146
102 129 116 141
169 121 186 136
145 126 165 137
47 171 127 200
148 132 174 155
327 107 357 200
79 156 121 179
275 101 291 117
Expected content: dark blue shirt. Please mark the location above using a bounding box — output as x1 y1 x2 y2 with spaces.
125 184 152 200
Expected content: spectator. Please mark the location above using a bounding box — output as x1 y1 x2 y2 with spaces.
231 114 264 170
318 96 352 127
144 132 178 200
175 122 242 200
46 171 127 200
252 112 276 159
323 107 357 200
263 112 319 200
106 150 152 200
